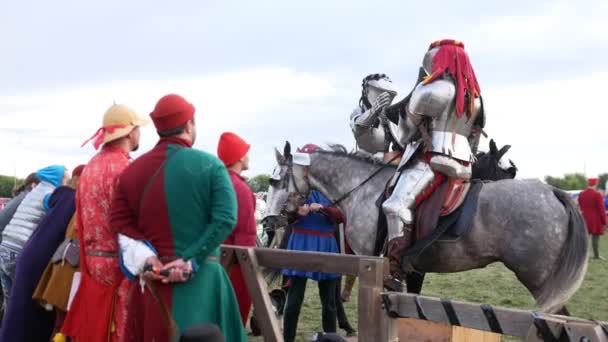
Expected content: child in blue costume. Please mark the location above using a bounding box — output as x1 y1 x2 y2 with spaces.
282 190 342 342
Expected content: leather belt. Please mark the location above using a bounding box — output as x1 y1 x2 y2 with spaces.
86 249 118 257
292 228 334 237
159 255 219 263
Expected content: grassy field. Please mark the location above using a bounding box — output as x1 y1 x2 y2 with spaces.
250 237 608 341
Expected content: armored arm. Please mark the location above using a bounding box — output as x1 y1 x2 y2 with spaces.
350 108 387 154
350 107 379 129
407 79 455 119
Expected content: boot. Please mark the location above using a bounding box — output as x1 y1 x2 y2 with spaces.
384 226 414 291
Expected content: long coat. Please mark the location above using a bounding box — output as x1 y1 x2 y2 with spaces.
0 186 75 342
110 136 246 342
33 214 78 312
224 169 257 324
578 188 607 235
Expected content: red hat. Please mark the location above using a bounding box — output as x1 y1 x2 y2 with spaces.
150 94 195 132
297 144 320 154
217 132 251 166
72 165 86 177
588 178 599 186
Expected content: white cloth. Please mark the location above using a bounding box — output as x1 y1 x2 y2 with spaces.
118 234 156 277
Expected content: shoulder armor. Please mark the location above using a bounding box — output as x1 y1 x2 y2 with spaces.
407 79 455 118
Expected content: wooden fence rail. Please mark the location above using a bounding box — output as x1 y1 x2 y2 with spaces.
220 245 608 342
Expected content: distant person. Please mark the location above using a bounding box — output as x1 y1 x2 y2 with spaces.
578 177 607 260
0 165 67 311
0 173 39 236
0 165 84 342
217 132 257 325
282 144 342 342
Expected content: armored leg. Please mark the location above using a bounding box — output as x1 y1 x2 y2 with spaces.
382 160 434 280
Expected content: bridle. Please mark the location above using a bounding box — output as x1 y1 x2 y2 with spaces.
280 152 399 212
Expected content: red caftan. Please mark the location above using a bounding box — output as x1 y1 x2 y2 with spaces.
578 188 607 235
224 170 257 324
62 146 132 342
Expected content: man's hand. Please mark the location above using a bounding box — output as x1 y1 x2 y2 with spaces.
160 259 192 284
309 203 324 212
297 204 311 217
142 256 164 281
371 92 392 114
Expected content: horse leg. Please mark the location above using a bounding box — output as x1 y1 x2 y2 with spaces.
405 272 425 294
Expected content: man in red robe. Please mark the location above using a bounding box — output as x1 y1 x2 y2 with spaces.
217 132 256 324
109 94 246 341
578 178 607 260
61 103 149 342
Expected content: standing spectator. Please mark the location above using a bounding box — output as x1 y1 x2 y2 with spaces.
0 173 39 237
110 94 246 342
282 144 341 342
578 177 607 260
217 132 257 325
61 103 148 342
0 165 84 341
0 165 67 311
34 165 85 339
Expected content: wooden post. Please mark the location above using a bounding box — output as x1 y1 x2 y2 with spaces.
220 246 236 272
234 247 283 342
358 258 398 342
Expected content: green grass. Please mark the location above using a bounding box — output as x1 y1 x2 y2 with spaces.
250 237 608 341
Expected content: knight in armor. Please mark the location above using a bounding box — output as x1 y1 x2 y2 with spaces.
382 40 485 283
350 74 402 161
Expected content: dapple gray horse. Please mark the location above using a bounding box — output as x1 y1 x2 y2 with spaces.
265 142 588 313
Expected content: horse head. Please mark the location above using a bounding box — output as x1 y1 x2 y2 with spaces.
264 141 312 226
472 139 518 181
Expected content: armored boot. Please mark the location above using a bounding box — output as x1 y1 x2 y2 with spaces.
382 160 434 288
384 224 414 291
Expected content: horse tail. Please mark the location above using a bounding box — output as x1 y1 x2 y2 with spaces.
536 188 589 313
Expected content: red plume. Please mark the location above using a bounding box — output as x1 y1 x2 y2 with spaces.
423 40 481 117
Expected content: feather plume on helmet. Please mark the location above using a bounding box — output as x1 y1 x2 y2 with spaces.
422 39 481 118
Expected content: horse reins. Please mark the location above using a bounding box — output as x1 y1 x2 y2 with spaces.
285 153 400 209
328 153 400 207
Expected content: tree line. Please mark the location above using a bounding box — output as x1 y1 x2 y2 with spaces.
544 173 608 191
0 175 22 198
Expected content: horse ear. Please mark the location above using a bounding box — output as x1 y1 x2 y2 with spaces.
275 147 285 165
284 141 292 159
489 139 498 155
496 145 511 161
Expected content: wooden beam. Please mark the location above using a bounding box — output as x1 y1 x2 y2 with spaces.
358 258 398 342
221 245 380 276
237 247 284 342
382 292 608 340
220 246 236 272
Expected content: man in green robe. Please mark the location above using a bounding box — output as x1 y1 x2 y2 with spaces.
110 93 246 342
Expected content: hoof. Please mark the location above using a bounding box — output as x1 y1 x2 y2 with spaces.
384 278 403 292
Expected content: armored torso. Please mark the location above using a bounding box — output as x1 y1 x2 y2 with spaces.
407 78 483 162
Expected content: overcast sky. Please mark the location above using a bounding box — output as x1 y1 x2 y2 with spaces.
1 0 607 182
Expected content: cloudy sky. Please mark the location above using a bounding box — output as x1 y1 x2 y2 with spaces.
1 0 607 181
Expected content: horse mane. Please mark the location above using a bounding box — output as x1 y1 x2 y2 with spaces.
315 144 388 166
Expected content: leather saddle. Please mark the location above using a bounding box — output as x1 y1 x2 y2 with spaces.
415 175 471 241
374 173 480 256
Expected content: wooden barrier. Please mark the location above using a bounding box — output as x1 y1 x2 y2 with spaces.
382 292 608 342
221 245 396 342
220 245 608 342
